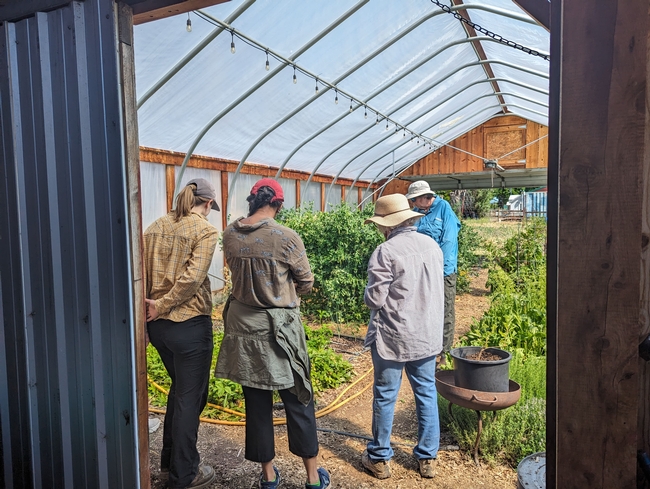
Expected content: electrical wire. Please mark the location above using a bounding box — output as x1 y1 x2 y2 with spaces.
147 367 374 426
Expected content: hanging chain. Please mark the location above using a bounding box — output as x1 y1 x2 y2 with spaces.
430 0 550 61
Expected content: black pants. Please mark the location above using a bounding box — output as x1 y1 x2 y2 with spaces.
148 315 213 489
242 386 319 463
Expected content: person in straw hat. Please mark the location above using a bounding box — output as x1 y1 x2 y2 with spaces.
360 194 445 480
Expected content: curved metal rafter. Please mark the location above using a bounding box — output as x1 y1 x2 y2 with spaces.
330 91 548 204
309 72 548 202
136 0 256 109
353 105 506 204
358 111 523 205
184 2 540 215
172 0 370 197
273 47 548 180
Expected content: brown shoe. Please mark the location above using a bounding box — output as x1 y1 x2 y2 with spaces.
418 458 437 478
187 464 215 488
361 450 391 479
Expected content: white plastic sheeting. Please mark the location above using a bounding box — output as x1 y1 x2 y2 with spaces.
140 161 168 230
134 0 549 194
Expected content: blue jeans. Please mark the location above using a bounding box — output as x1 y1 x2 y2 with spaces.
366 344 440 462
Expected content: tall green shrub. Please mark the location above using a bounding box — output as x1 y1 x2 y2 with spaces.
278 203 383 323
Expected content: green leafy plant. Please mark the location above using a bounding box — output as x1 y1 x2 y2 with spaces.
456 223 482 293
278 203 383 323
147 325 353 419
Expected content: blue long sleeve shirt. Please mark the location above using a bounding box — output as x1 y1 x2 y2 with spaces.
414 197 461 276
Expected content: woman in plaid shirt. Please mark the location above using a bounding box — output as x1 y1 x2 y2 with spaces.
144 178 219 489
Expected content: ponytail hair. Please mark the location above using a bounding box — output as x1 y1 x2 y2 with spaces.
246 186 282 217
173 183 210 221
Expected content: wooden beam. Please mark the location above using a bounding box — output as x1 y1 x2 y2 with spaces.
220 171 228 231
116 4 150 488
341 185 346 202
550 0 646 486
295 179 301 208
451 0 507 110
165 165 175 212
512 0 550 31
358 186 362 205
320 183 325 212
128 0 230 25
637 4 650 481
139 147 376 188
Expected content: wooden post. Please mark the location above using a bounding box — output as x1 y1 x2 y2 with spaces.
550 1 646 486
320 182 325 212
295 179 301 208
117 4 150 488
358 186 362 206
165 164 174 212
637 7 650 484
341 185 346 203
221 171 228 230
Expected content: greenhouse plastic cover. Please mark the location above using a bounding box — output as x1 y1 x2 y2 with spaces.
134 0 549 186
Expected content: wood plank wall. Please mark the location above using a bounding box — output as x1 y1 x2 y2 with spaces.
382 115 548 195
140 147 377 211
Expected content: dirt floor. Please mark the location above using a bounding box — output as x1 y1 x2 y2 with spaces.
147 268 516 488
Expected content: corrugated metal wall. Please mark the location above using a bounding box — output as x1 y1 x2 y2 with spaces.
0 1 139 487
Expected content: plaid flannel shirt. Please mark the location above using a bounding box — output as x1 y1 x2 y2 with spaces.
144 212 219 322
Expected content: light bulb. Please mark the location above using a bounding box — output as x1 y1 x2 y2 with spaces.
349 101 353 113
293 74 297 84
403 130 406 138
186 15 192 32
364 107 367 119
376 114 379 125
230 32 235 54
265 56 270 71
335 91 338 104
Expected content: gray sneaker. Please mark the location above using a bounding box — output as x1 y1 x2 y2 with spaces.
418 458 437 478
361 450 391 479
188 464 215 488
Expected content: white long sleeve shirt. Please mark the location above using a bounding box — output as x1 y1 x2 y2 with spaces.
364 226 444 362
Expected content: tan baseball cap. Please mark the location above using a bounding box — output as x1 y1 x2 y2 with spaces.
187 178 220 211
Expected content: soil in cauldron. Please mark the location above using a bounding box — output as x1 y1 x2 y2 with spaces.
466 350 503 362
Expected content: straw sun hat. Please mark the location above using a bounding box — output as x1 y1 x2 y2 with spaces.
364 194 423 227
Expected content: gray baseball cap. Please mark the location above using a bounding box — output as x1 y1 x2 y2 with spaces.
187 178 220 211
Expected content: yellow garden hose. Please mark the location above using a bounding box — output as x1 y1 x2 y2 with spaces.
147 367 374 426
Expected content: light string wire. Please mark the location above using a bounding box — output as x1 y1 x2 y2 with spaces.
193 10 448 152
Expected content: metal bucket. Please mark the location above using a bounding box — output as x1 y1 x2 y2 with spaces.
517 452 546 488
450 346 512 393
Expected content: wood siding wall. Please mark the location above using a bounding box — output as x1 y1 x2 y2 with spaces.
382 115 548 195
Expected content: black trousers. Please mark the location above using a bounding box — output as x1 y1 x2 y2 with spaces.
242 386 319 463
148 315 213 489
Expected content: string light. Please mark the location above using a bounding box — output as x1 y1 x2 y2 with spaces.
193 12 438 153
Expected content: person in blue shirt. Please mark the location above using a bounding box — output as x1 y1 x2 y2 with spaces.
405 181 461 364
